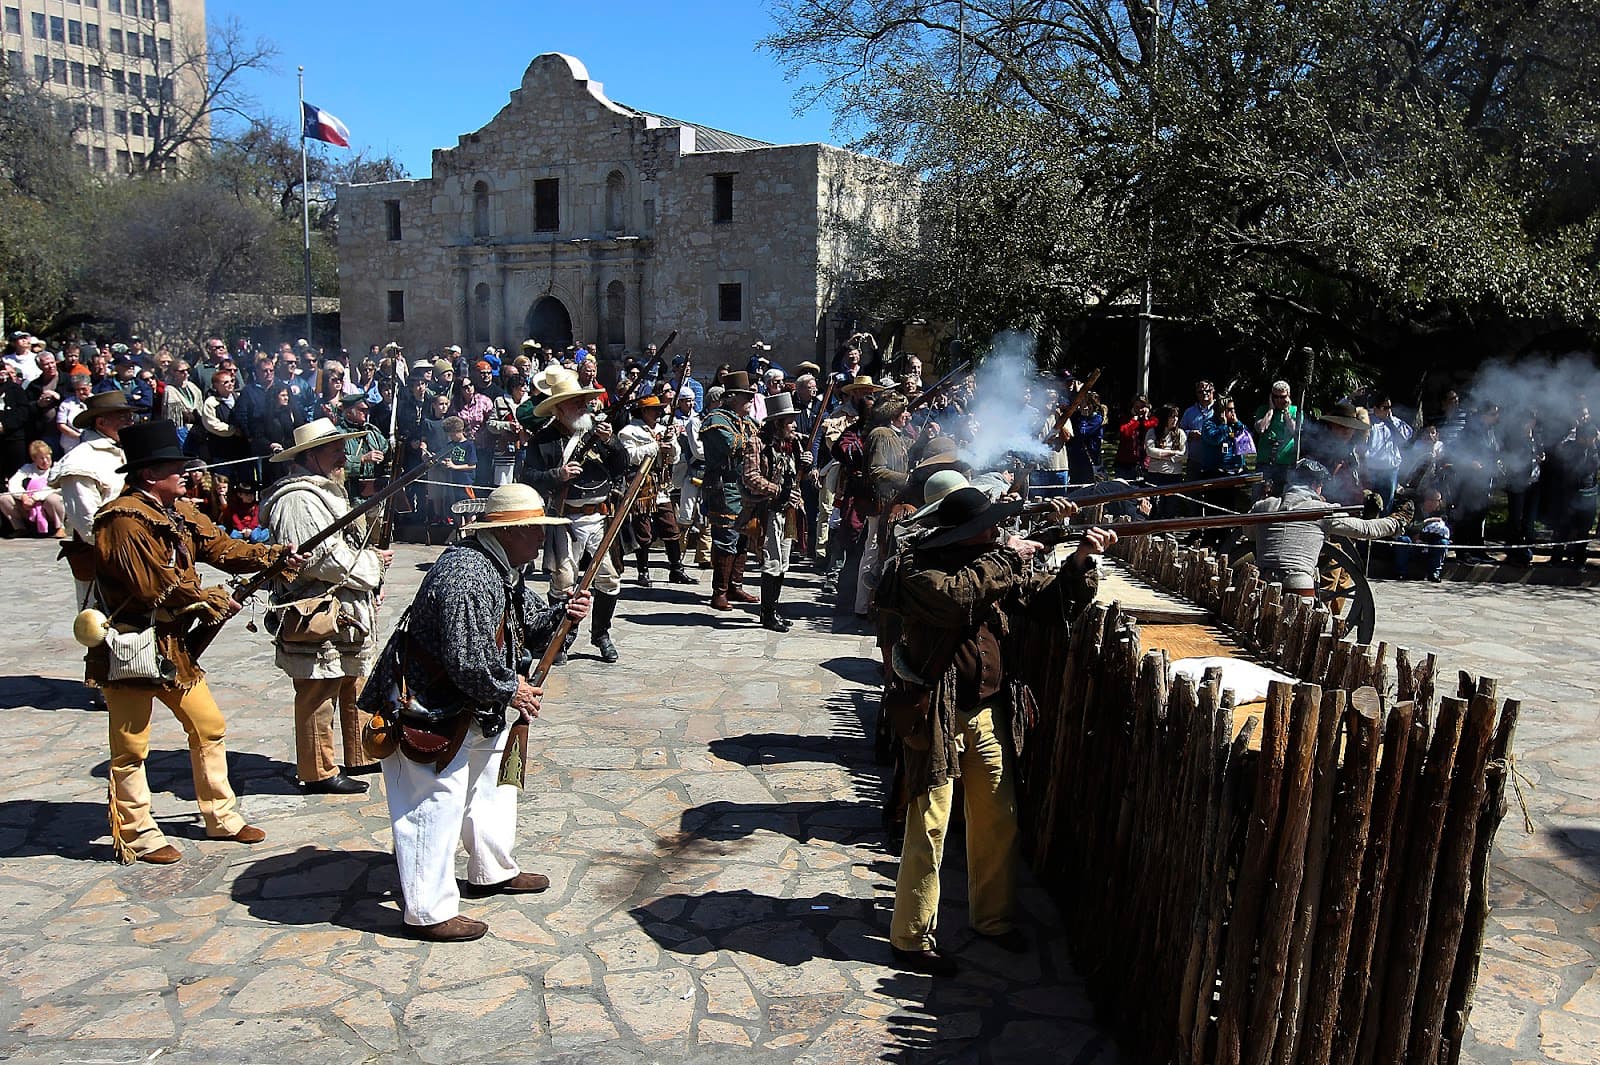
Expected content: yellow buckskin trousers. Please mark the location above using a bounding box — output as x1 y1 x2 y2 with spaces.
105 679 246 861
890 699 1019 951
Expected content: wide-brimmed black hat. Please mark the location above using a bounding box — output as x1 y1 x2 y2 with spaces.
917 486 1026 549
116 420 198 474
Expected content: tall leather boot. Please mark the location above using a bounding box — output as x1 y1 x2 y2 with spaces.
635 548 653 588
589 591 620 663
666 535 697 584
771 571 792 626
729 550 759 604
709 550 735 611
760 574 791 632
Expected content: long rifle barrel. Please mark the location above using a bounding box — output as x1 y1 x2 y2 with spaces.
1020 472 1263 514
1032 504 1362 544
908 359 973 411
186 455 447 659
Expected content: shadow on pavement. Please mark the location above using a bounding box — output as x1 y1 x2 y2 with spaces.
818 655 882 683
231 845 401 934
625 610 756 629
1552 825 1600 882
0 674 97 711
0 799 112 861
90 749 303 797
674 798 887 851
709 731 875 768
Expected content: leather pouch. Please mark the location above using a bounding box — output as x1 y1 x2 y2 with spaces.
883 679 933 751
270 594 341 643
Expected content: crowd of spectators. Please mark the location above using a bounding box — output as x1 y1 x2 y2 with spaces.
3 325 1595 575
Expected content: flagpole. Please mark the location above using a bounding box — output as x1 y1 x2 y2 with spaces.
299 66 313 348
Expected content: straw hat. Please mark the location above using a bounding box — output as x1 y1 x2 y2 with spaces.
462 484 569 532
1318 402 1370 435
634 394 665 411
839 375 879 397
269 417 368 463
908 470 971 522
533 367 604 417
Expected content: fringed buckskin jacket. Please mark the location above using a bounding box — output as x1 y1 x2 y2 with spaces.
882 541 1099 797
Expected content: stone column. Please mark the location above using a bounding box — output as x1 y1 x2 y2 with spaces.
450 264 468 348
496 257 510 348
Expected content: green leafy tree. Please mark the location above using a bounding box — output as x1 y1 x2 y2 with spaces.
767 0 1600 391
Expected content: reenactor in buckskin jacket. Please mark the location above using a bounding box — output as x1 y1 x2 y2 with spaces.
874 482 1113 976
700 371 761 611
83 420 301 865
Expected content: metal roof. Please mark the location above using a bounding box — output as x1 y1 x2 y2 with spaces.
626 107 776 152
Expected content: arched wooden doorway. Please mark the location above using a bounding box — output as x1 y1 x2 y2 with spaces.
525 295 573 350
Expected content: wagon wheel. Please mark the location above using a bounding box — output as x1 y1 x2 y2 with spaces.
1318 539 1376 644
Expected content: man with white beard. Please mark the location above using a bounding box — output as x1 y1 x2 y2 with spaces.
520 369 652 663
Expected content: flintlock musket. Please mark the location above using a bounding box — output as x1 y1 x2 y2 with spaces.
1018 472 1264 514
1028 504 1362 545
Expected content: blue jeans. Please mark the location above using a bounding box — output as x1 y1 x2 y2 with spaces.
230 527 271 544
1393 534 1448 579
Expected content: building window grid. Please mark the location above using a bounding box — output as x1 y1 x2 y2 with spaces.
534 178 559 232
30 11 43 37
384 200 402 241
70 61 84 87
90 104 104 130
717 283 743 323
4 8 20 35
713 173 735 224
51 57 65 84
85 23 99 48
32 53 45 81
108 27 121 52
6 50 21 76
92 146 107 170
50 15 63 42
68 19 82 45
88 64 101 90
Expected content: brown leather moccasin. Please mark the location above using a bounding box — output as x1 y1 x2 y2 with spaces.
413 915 488 942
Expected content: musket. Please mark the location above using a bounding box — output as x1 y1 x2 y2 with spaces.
1029 504 1362 545
185 455 447 660
661 348 694 429
805 372 838 463
908 358 973 411
373 371 406 549
497 452 657 788
1048 367 1103 442
1019 472 1264 514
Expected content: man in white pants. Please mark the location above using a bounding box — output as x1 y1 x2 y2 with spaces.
360 484 590 942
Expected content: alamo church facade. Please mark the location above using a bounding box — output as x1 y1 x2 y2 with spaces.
336 53 907 369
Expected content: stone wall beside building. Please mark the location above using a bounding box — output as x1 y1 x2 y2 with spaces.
336 52 911 374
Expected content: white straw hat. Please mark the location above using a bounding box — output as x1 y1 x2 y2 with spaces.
462 483 570 531
269 417 367 463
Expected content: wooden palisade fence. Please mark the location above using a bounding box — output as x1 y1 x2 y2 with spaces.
1013 535 1520 1065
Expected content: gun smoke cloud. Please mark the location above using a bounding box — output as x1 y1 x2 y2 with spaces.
962 331 1055 473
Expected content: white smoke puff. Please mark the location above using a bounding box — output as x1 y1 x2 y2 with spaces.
963 330 1055 473
1466 352 1598 428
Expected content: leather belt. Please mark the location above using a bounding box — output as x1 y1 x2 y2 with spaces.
563 501 610 517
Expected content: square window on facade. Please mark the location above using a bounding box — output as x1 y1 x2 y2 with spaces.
86 23 99 48
127 71 140 95
717 283 743 323
114 108 126 134
93 147 108 170
4 9 20 35
386 290 405 323
32 54 46 82
115 148 129 170
29 10 42 36
157 0 170 20
142 34 154 59
71 62 85 87
88 65 102 89
713 173 734 224
50 15 64 41
158 38 170 62
52 57 67 84
109 27 122 52
385 200 402 241
6 51 21 76
91 105 104 130
72 102 87 127
132 150 144 167
130 111 143 136
534 178 559 232
109 0 122 11
140 0 153 18
79 145 90 166
68 19 82 45
111 69 124 93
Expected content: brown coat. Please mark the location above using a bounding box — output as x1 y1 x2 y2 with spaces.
883 541 1098 797
89 488 286 689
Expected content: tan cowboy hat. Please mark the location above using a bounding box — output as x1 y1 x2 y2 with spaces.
72 389 133 429
1318 402 1371 435
839 375 878 397
533 367 604 417
269 417 367 463
908 470 971 522
462 483 569 532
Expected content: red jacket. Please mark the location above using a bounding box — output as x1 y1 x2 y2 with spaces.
1116 415 1159 469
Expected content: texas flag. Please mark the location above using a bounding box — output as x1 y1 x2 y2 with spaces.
301 102 350 148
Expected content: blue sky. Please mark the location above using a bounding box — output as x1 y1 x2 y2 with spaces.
210 0 846 177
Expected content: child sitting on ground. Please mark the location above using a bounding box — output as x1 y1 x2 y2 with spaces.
1393 487 1450 582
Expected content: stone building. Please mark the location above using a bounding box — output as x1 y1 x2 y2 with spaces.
336 53 908 371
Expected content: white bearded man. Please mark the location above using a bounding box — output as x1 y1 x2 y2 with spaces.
262 419 394 795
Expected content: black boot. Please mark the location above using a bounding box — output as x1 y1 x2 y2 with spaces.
635 549 653 588
666 536 697 584
760 574 791 632
771 572 792 625
589 592 620 663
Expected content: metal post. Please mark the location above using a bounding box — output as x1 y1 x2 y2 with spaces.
1136 0 1161 397
299 67 313 348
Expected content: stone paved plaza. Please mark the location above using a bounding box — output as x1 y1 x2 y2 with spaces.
0 535 1594 1063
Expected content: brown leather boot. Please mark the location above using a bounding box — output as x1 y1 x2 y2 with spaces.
728 550 759 604
709 550 734 611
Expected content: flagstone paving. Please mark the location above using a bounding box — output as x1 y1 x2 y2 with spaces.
0 534 1594 1063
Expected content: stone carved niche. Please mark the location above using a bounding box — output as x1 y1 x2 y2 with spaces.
605 170 626 233
472 181 491 239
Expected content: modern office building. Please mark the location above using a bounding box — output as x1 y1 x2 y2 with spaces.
1 0 207 174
